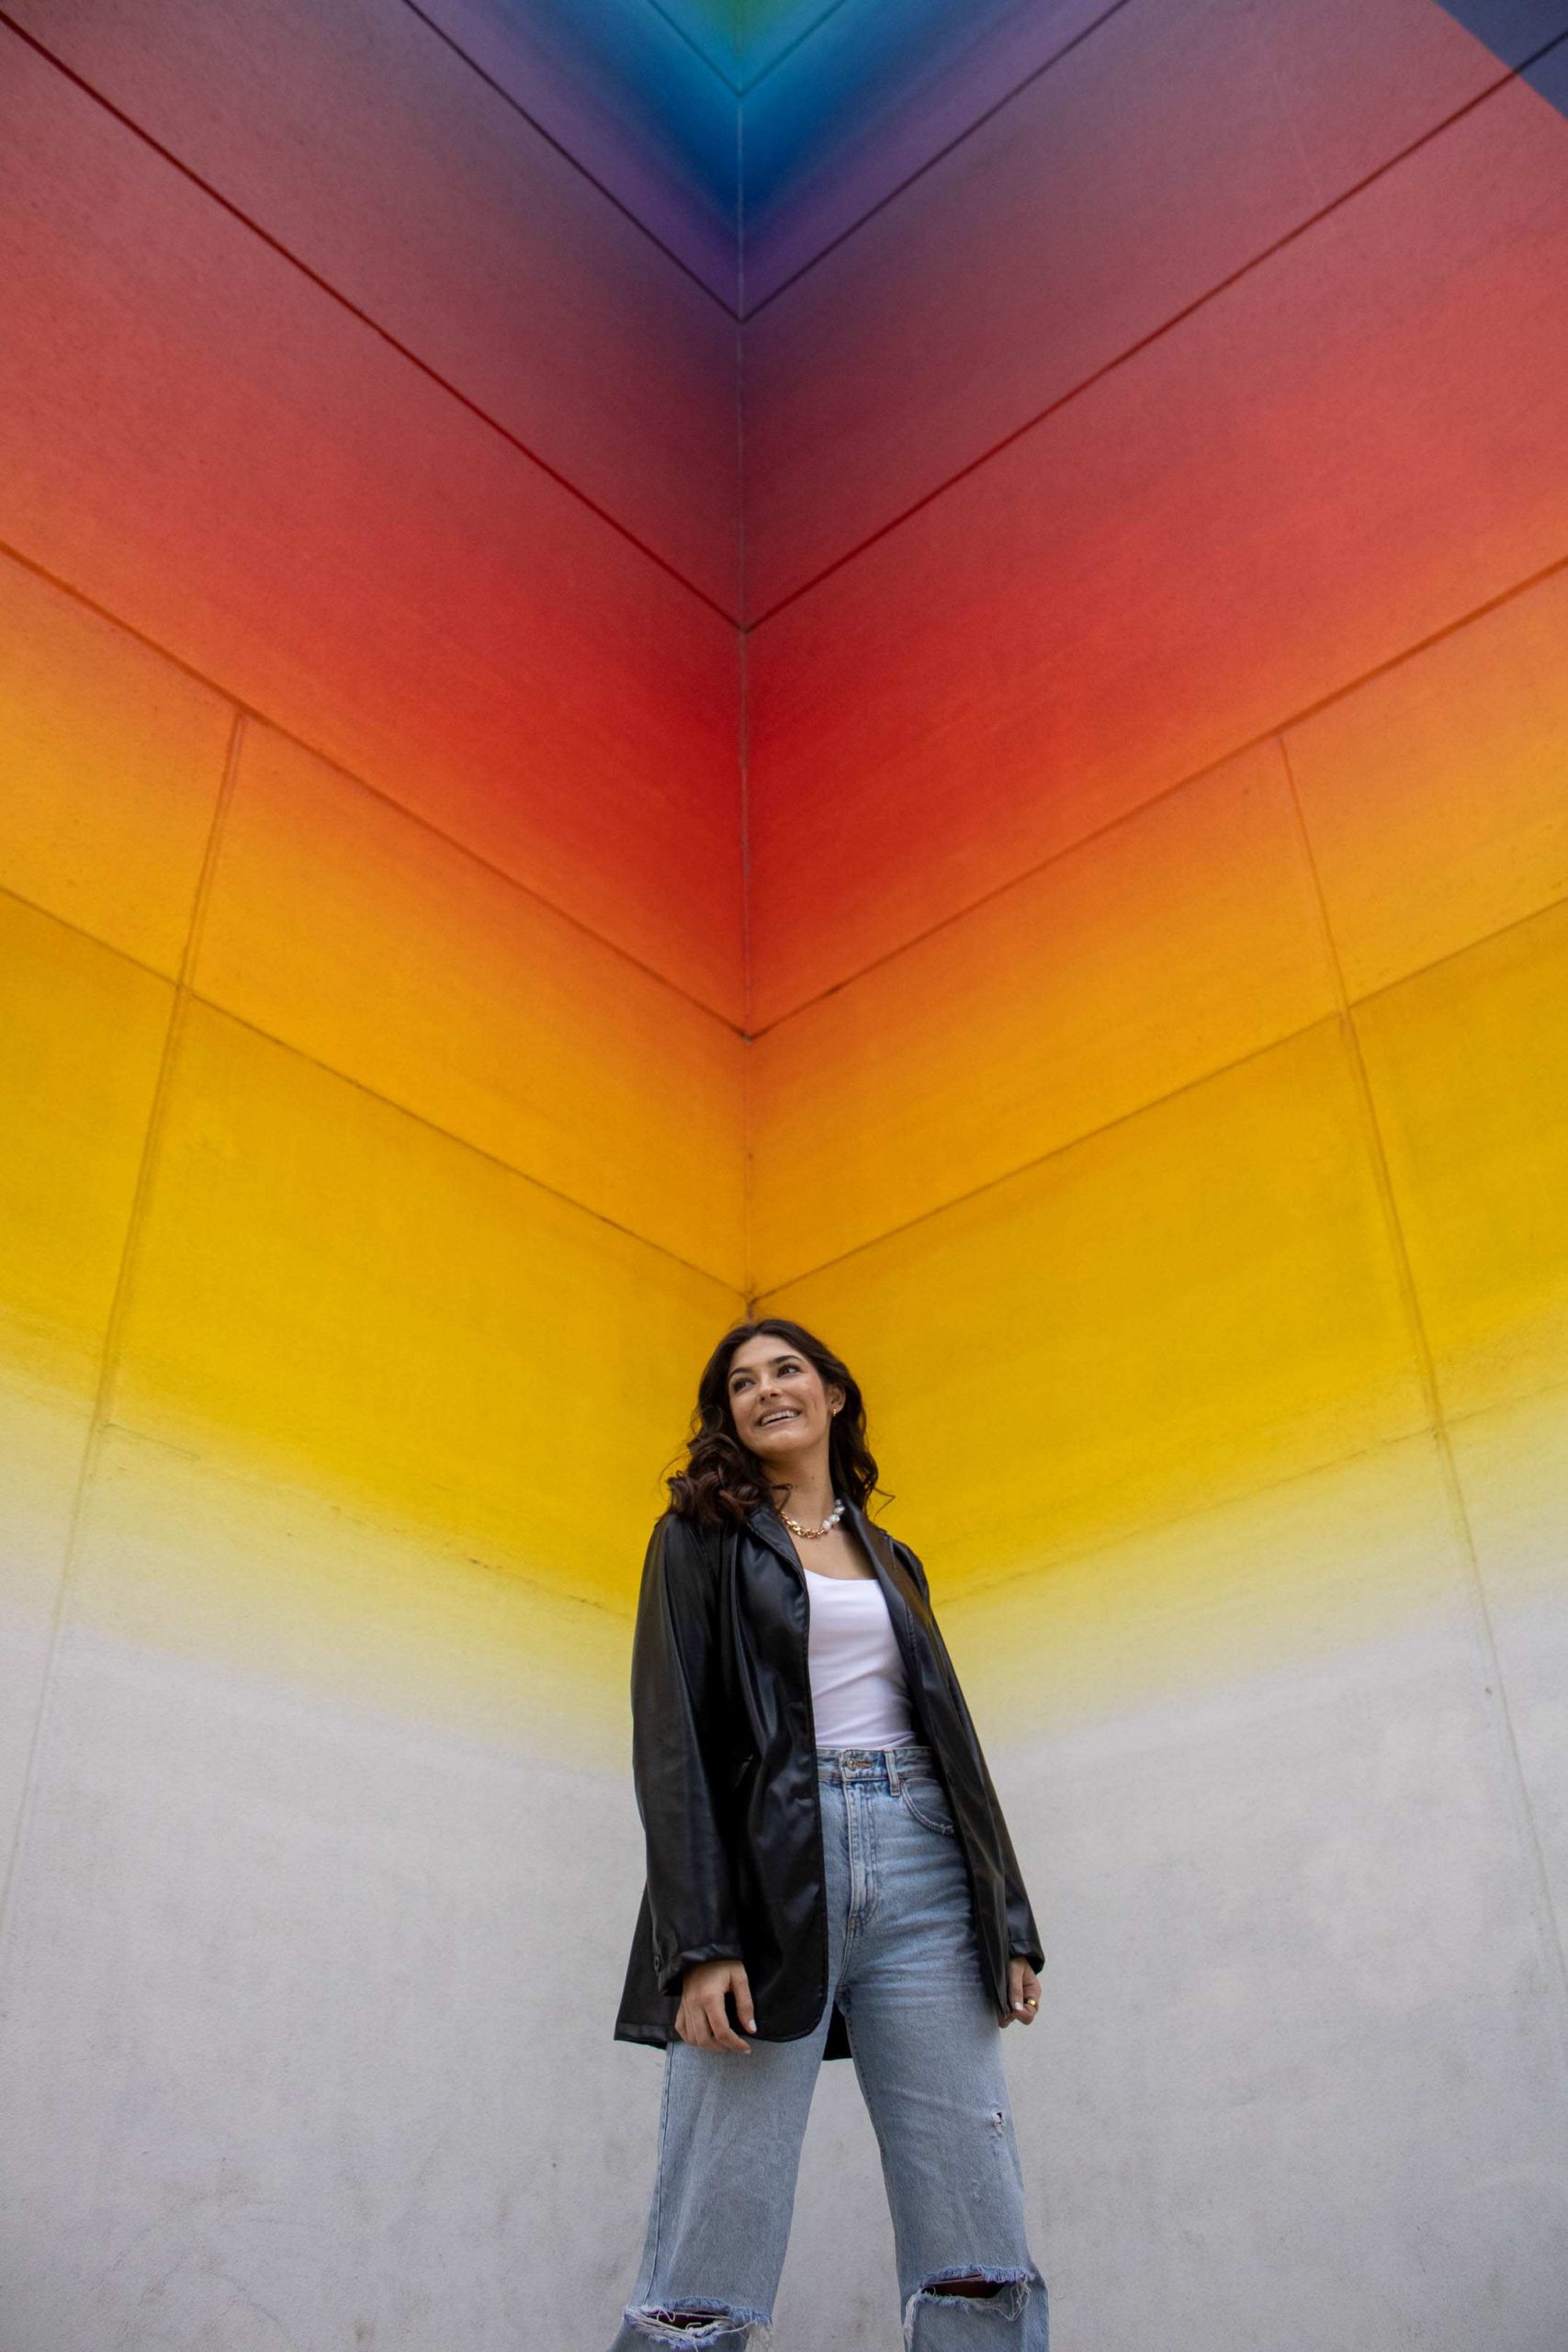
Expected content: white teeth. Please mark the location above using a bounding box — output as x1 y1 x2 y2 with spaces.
760 1410 798 1425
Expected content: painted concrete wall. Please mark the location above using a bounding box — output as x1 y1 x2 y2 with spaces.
744 3 1568 2346
3 3 1567 2348
0 7 743 2346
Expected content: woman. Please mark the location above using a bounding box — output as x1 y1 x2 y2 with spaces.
607 1317 1051 2351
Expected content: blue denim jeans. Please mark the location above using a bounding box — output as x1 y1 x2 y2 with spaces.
606 1741 1049 2351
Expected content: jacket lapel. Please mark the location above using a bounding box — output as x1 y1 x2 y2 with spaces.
746 1499 804 1577
844 1495 922 1620
748 1497 946 1767
746 1498 932 1678
746 1497 912 1601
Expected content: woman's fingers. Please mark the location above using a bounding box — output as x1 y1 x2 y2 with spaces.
705 1962 753 2050
1005 1954 1043 2024
677 1961 757 2052
703 1986 751 2052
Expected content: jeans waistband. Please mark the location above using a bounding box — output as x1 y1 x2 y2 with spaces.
815 1741 935 1789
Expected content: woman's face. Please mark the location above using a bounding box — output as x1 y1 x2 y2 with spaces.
725 1334 843 1473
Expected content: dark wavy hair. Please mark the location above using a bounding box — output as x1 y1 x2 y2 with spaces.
663 1317 891 1530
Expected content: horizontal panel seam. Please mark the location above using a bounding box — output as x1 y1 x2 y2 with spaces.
745 544 1568 1034
0 877 747 1291
742 32 1568 623
749 877 1568 1291
739 0 1136 300
400 0 743 262
0 12 742 619
0 534 746 1033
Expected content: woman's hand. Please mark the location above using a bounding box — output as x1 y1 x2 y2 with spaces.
677 1959 757 2052
1000 1953 1042 2026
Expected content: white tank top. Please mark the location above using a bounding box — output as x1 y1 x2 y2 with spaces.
803 1564 917 1747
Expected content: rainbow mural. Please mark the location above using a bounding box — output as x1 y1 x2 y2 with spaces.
2 1 1567 2344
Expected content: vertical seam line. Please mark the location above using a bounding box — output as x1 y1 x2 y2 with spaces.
1276 731 1568 2046
737 49 755 1307
0 707 248 1977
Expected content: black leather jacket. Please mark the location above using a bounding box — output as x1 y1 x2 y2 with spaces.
614 1493 1044 2060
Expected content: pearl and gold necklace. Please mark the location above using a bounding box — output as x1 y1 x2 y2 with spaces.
780 1497 846 1540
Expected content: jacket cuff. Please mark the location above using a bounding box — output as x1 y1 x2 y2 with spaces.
655 1939 748 1998
1006 1893 1045 1968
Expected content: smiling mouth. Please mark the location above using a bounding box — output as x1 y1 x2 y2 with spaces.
758 1410 800 1427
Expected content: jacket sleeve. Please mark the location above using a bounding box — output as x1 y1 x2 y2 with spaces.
629 1510 746 1997
900 1541 1046 1971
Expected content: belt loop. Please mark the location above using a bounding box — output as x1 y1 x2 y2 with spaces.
886 1744 902 1792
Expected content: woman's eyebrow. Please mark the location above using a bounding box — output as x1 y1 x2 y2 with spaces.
730 1354 799 1380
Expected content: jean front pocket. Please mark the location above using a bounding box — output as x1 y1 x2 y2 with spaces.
898 1769 957 1838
